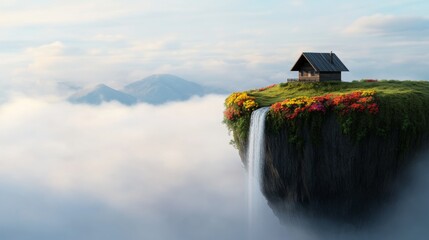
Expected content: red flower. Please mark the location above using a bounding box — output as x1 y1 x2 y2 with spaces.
357 97 373 103
271 102 283 113
350 103 365 112
367 103 379 114
224 107 240 120
308 103 326 112
332 96 343 106
268 90 379 121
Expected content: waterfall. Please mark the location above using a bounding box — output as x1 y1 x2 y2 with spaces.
247 107 270 235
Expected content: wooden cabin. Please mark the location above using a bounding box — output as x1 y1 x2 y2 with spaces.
289 52 349 82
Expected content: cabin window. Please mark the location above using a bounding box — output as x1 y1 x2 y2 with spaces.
308 70 314 76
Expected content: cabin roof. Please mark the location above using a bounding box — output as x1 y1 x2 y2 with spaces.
291 52 349 72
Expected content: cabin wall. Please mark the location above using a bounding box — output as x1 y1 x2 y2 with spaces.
299 74 320 82
319 72 341 82
298 72 342 82
298 62 319 81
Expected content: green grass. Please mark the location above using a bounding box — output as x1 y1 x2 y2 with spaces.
225 80 429 150
249 80 429 107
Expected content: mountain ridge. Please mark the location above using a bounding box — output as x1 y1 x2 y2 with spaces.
123 74 206 105
68 74 227 106
68 84 137 105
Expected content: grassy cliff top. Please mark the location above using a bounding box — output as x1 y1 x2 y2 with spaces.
224 80 429 150
249 80 429 107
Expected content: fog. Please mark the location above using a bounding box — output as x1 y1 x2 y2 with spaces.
0 94 428 239
0 95 248 239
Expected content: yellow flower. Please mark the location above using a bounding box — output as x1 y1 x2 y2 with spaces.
361 90 376 97
281 96 314 107
225 92 241 106
243 99 257 110
225 92 257 111
234 93 252 104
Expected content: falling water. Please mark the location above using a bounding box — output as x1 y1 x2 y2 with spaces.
247 107 270 236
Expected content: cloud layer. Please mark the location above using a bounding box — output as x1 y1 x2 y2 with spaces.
1 94 429 239
345 14 429 37
0 95 250 239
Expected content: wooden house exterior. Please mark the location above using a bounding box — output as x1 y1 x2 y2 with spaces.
289 52 348 82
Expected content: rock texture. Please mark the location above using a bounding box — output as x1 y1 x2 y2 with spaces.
238 114 428 224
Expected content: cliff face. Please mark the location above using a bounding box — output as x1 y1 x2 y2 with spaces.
238 114 427 223
225 81 429 224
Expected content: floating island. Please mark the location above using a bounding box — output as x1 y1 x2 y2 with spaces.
224 80 429 224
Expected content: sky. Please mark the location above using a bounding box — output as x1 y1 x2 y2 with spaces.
0 0 429 94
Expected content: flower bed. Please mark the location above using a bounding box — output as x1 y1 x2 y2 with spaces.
224 92 258 121
223 81 429 155
223 92 259 147
267 90 380 142
270 90 379 121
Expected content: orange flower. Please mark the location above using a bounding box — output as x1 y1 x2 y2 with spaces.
269 90 379 120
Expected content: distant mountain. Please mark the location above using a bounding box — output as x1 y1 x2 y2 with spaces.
68 84 137 106
68 74 227 106
123 74 227 105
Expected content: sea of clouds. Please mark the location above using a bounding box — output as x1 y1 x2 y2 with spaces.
0 94 428 239
0 94 248 239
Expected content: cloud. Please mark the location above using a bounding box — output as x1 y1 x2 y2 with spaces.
0 95 241 206
1 93 429 239
1 39 293 94
0 94 320 239
91 34 127 42
25 41 65 73
0 94 252 239
345 14 429 36
0 0 298 91
0 1 148 27
0 0 236 28
2 3 428 96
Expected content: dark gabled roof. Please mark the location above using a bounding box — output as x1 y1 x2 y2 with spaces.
291 52 349 72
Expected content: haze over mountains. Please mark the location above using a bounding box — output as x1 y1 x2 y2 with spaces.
68 74 227 106
68 84 137 105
